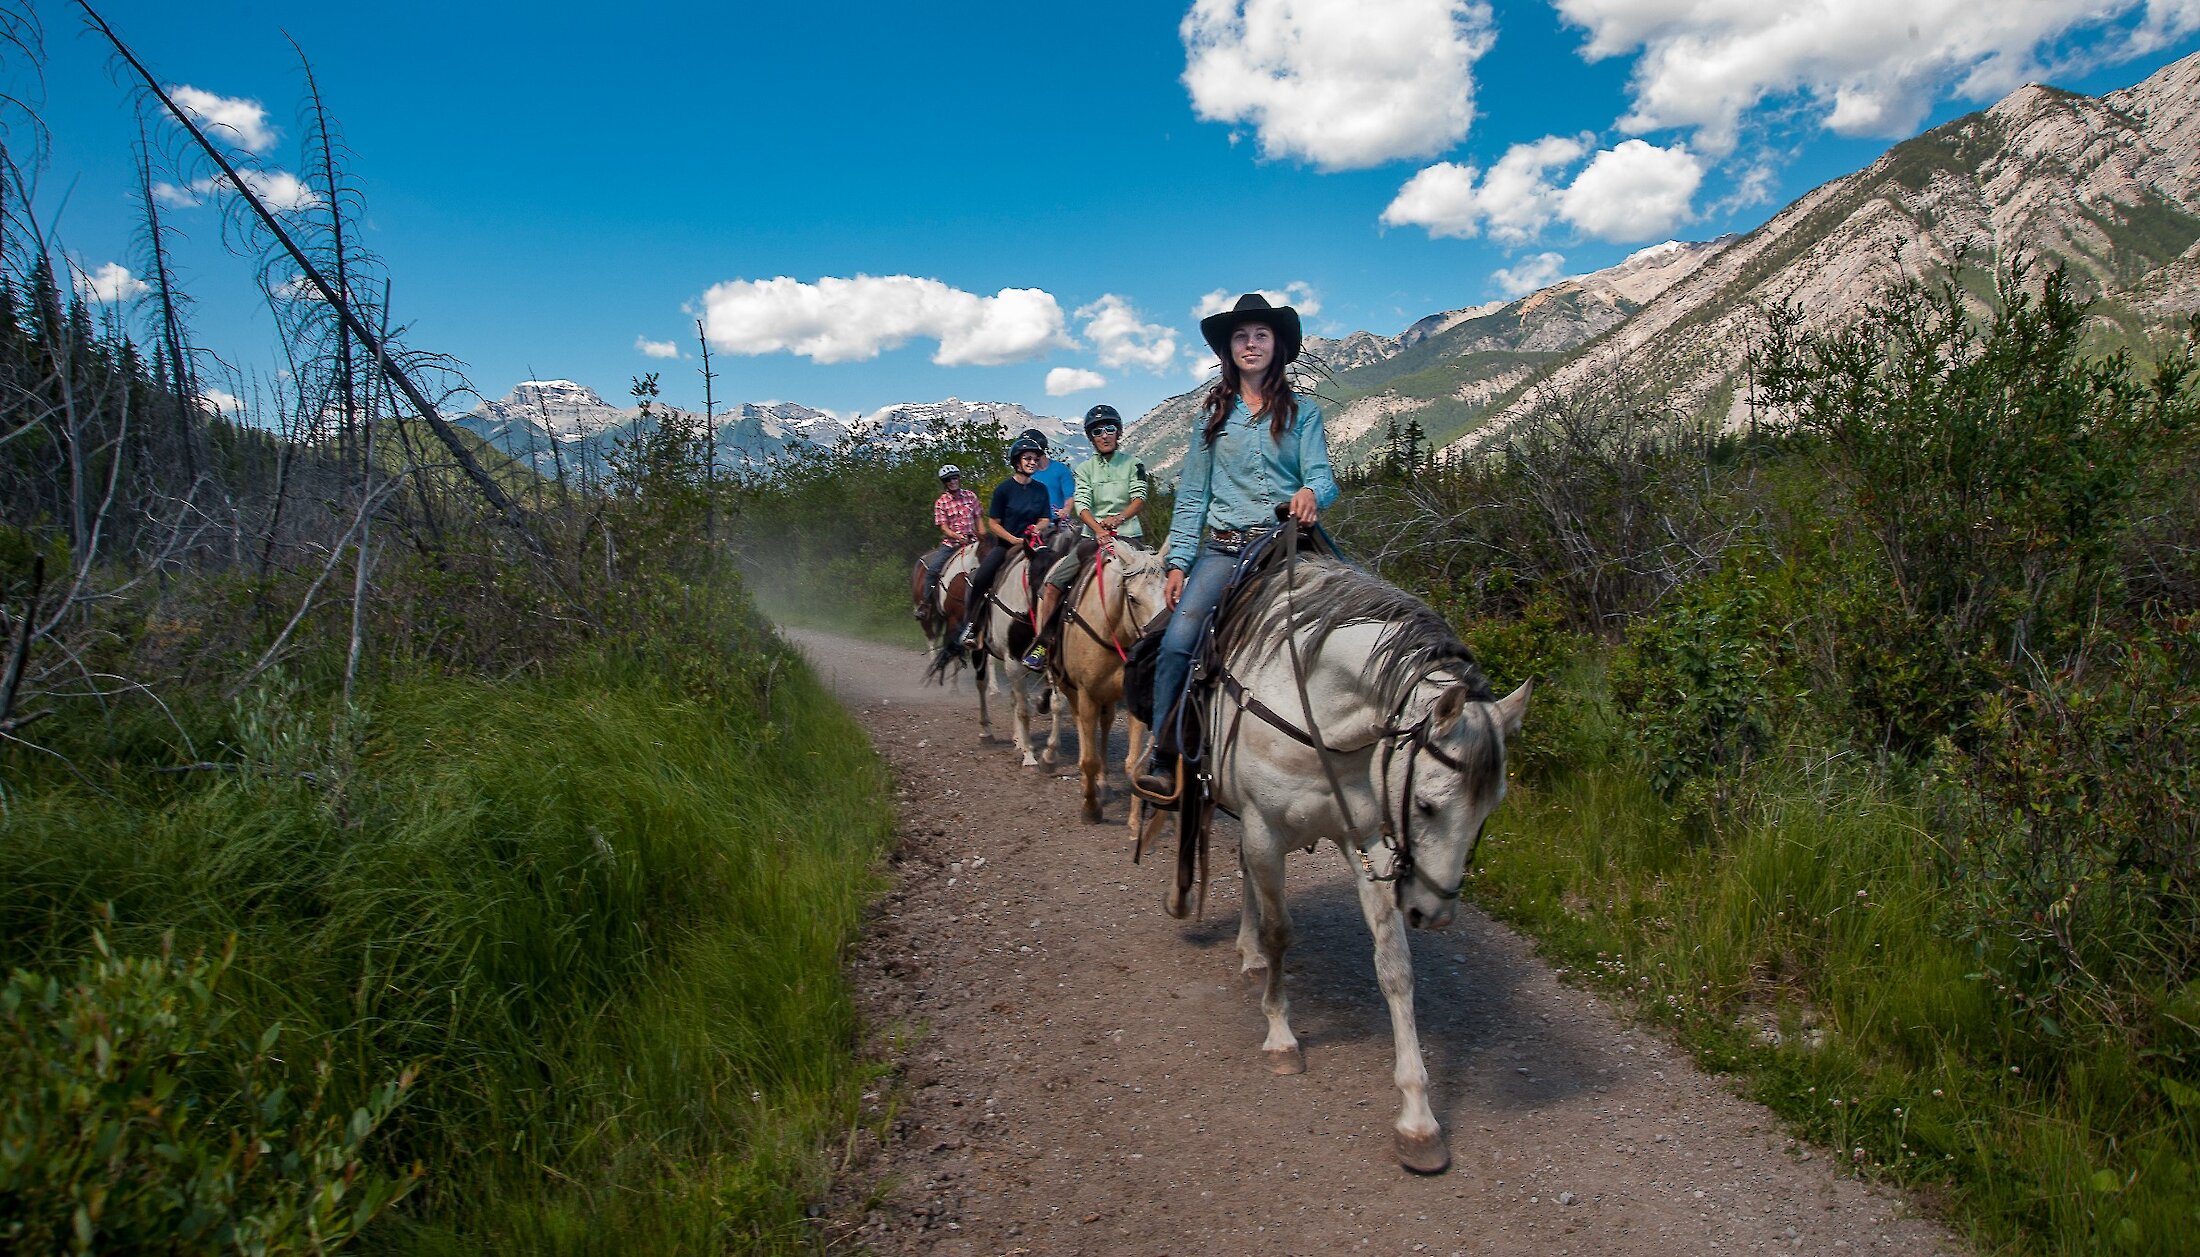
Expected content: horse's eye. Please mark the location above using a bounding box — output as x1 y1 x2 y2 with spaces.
1414 798 1438 817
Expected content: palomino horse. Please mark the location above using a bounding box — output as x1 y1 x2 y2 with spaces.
929 544 1061 768
1050 539 1169 825
1184 544 1529 1175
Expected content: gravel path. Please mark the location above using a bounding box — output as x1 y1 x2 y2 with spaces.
789 627 1963 1257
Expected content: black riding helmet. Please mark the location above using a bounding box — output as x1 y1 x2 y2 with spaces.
1006 435 1046 467
1083 404 1122 438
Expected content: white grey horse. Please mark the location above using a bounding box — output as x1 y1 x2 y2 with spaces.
1189 553 1529 1174
963 546 1062 768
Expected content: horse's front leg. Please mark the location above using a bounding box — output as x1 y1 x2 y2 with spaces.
1235 839 1266 978
1239 815 1302 1074
1041 680 1062 770
974 655 993 741
1123 714 1148 838
1010 670 1039 767
1348 849 1449 1174
1074 695 1106 823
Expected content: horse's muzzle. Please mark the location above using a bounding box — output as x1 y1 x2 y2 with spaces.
1404 901 1456 930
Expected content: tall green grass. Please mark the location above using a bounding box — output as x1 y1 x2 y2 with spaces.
1473 744 2200 1255
0 646 895 1252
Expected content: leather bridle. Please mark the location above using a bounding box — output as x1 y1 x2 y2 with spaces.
1214 663 1486 909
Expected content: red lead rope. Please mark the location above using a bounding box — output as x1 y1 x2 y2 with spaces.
1092 539 1129 662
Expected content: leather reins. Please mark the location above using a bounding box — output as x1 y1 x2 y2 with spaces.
1215 663 1480 906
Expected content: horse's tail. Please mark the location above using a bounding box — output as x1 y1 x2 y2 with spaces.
923 635 965 686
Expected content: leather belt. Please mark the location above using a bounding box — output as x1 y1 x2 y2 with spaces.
1207 525 1272 553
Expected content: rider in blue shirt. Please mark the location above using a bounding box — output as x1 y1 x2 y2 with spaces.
1020 428 1077 520
1137 293 1339 798
956 436 1055 649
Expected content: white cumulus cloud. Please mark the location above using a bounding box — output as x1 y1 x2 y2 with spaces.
169 85 278 152
635 335 681 359
76 261 149 304
201 387 244 416
1077 295 1179 372
270 274 322 302
1557 140 1702 240
1046 367 1108 396
1181 0 1497 170
1193 282 1322 319
1490 252 1570 297
153 170 322 212
1554 0 2200 153
699 275 1070 367
1385 137 1700 243
1381 135 1588 242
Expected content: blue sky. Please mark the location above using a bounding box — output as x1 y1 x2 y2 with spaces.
31 1 2200 424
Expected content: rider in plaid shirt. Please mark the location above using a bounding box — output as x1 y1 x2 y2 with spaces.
919 466 983 612
933 471 981 543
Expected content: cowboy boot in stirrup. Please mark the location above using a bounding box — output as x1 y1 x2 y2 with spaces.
1131 748 1181 808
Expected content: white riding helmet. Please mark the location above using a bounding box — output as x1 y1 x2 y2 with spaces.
937 464 962 482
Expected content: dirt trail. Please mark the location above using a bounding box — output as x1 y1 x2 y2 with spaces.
789 627 1961 1257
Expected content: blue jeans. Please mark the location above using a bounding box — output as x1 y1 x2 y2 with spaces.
1152 542 1250 748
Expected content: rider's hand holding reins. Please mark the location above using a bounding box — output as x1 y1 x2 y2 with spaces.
1165 567 1186 609
1287 486 1319 526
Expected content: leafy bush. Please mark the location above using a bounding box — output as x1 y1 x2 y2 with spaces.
1611 560 1800 813
1453 592 1610 782
1754 265 2197 752
1941 622 2200 1035
0 932 416 1254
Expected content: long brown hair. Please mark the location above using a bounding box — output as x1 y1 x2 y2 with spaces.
1199 338 1298 448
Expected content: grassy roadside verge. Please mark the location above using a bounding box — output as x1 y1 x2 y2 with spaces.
0 640 896 1253
1471 746 2200 1256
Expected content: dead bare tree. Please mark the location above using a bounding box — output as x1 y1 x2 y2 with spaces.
79 0 544 557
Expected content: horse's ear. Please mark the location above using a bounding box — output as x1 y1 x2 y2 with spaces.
1493 678 1532 738
1432 684 1468 730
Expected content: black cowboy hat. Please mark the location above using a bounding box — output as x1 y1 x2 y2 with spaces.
1199 292 1302 365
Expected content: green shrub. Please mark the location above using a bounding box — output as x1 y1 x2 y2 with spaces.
1940 622 2200 1036
1611 558 1800 813
0 931 416 1254
1455 592 1611 782
1755 264 2197 752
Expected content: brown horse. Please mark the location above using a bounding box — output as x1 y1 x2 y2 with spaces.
913 542 994 738
1050 539 1170 825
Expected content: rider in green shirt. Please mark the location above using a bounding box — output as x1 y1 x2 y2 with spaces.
1022 404 1147 671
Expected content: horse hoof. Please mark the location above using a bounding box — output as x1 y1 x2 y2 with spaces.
1082 804 1103 824
1163 885 1190 920
1263 1046 1305 1075
1394 1129 1451 1175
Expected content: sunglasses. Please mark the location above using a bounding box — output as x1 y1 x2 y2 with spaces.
1091 425 1121 437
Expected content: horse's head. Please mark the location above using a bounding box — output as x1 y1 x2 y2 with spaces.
1388 676 1531 930
1105 543 1171 637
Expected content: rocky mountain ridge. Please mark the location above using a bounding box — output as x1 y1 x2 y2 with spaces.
1444 50 2200 454
455 384 1089 480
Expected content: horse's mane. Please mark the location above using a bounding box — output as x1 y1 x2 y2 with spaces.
1213 553 1493 721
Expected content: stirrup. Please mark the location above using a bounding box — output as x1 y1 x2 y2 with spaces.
1130 756 1183 809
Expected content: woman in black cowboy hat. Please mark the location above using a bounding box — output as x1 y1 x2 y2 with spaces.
1136 293 1339 796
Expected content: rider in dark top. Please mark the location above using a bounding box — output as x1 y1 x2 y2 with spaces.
957 436 1052 648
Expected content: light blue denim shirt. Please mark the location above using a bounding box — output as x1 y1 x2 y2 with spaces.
1165 398 1341 572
